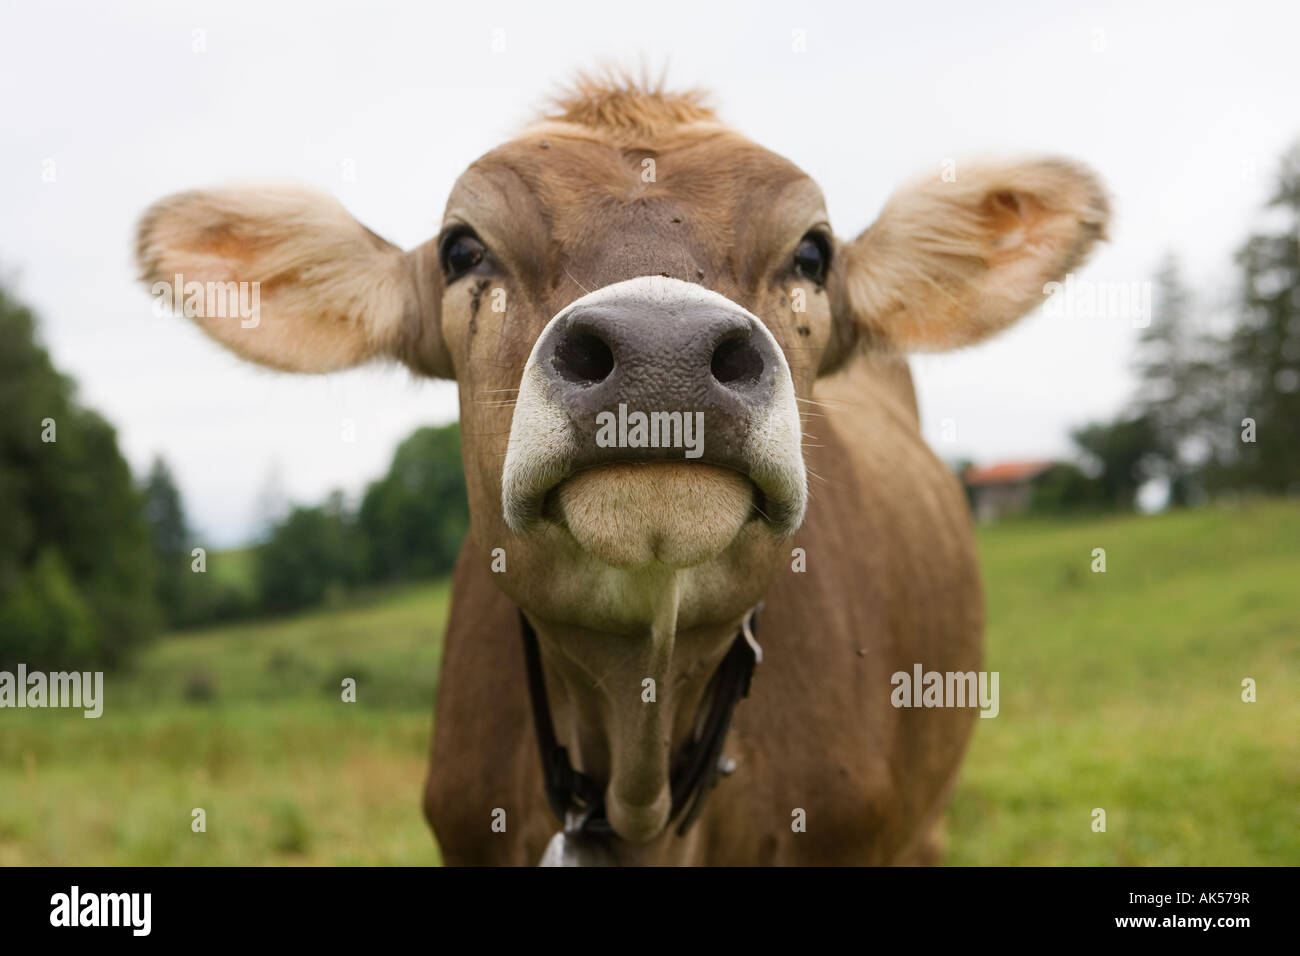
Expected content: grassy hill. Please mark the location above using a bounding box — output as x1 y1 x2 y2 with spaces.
0 501 1294 865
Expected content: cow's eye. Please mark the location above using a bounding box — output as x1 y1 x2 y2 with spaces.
440 230 487 282
792 232 831 284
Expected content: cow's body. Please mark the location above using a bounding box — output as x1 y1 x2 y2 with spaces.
426 357 981 865
135 74 1106 867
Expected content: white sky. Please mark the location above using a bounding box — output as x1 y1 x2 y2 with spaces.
2 0 1295 546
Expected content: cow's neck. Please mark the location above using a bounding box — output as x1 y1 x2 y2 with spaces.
527 566 744 845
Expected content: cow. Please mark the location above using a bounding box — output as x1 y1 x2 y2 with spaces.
135 74 1108 865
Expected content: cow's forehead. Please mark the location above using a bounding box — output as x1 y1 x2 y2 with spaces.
442 124 828 297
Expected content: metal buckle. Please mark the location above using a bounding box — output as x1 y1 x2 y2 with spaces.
741 605 763 664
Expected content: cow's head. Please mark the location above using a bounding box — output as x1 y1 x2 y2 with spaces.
137 76 1107 844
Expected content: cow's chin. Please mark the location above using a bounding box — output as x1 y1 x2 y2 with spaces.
551 463 755 570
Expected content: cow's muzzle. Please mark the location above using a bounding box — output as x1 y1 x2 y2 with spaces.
502 276 807 546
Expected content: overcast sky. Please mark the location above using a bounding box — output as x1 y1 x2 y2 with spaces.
2 0 1295 546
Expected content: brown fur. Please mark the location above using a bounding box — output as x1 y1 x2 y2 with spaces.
428 357 981 865
543 70 718 138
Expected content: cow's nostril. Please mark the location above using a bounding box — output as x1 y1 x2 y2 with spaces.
553 330 615 385
710 335 763 386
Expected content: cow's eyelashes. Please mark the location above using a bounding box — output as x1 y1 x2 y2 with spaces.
792 232 831 284
439 229 488 282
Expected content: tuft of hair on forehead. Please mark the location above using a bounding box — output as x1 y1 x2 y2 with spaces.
541 69 718 138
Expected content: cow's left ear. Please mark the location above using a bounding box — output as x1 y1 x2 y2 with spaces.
825 158 1109 364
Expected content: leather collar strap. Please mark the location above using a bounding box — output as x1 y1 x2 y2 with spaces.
519 606 762 840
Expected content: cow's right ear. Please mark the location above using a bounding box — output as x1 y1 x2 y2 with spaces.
135 186 453 378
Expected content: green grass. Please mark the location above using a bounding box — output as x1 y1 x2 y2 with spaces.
946 498 1298 865
0 581 450 866
0 502 1294 865
207 545 257 598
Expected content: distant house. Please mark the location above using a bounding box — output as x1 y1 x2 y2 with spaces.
962 460 1057 523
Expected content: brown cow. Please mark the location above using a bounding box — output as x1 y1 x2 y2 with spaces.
136 74 1108 865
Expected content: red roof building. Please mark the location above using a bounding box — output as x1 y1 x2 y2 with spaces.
961 460 1058 522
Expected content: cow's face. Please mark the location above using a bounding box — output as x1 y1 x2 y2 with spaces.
137 81 1107 844
431 122 834 634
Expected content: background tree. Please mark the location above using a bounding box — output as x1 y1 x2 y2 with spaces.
1027 463 1107 514
0 284 158 669
1069 414 1159 511
255 491 363 613
142 456 190 625
252 461 290 542
1207 141 1300 494
358 423 468 582
1132 255 1218 505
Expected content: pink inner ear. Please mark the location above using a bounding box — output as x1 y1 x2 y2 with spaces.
982 190 1051 264
991 190 1022 216
183 222 266 266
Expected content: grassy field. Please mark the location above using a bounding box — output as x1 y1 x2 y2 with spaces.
0 501 1295 865
947 499 1298 865
0 583 450 866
